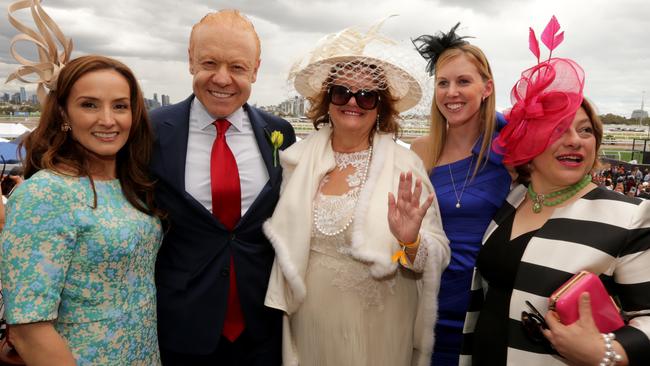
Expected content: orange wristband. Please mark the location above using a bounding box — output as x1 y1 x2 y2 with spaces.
398 234 420 248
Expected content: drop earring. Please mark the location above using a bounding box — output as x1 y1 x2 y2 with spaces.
61 122 71 132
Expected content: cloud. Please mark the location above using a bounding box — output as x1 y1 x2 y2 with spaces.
1 0 649 117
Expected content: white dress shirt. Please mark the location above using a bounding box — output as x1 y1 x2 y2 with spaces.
185 98 269 217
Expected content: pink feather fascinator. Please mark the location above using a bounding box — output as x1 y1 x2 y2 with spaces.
494 16 585 166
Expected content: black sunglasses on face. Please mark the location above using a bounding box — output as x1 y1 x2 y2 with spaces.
328 84 380 110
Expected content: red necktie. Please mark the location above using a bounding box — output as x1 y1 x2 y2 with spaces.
211 119 245 342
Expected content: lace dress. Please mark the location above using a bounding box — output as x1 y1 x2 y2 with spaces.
290 149 419 365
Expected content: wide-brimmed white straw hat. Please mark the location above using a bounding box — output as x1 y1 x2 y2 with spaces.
290 17 423 112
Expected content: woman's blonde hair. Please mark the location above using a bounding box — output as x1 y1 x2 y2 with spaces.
422 44 496 177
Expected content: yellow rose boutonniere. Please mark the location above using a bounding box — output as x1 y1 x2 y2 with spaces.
269 130 284 167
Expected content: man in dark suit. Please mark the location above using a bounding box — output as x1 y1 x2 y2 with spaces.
150 9 295 365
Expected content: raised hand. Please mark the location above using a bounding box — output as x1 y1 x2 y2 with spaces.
387 171 435 244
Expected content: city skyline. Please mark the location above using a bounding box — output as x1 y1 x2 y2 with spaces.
1 0 650 117
0 87 172 108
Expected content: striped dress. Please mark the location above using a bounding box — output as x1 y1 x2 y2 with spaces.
460 185 650 365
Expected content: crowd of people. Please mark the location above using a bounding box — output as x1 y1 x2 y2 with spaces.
593 165 650 199
0 2 649 366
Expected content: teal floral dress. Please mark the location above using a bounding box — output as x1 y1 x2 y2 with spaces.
0 170 163 365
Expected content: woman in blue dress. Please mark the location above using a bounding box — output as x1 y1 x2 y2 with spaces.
411 24 512 365
0 55 164 365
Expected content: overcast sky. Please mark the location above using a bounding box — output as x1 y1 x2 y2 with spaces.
1 0 649 117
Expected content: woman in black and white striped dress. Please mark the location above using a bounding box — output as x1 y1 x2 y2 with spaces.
460 17 650 366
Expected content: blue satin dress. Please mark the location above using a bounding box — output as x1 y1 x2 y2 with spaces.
430 137 511 366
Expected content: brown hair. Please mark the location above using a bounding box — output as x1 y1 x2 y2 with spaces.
306 61 401 142
422 44 496 177
20 55 162 217
189 9 261 60
515 98 604 184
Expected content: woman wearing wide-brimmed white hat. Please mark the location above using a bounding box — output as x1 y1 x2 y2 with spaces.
263 19 450 366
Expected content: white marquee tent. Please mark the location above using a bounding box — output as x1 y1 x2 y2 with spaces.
0 123 32 139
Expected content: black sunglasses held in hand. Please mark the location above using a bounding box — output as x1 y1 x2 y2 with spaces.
521 300 550 343
521 300 557 354
521 300 559 354
328 84 380 110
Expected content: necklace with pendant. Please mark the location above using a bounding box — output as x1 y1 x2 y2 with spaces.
528 174 592 213
448 155 474 209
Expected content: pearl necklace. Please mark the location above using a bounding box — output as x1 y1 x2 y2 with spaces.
313 146 373 236
448 155 474 209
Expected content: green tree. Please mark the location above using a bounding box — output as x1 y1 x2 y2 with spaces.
601 113 645 125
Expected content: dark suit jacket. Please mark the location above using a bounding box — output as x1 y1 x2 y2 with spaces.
150 95 296 354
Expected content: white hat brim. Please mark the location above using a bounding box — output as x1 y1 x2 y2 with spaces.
294 55 422 112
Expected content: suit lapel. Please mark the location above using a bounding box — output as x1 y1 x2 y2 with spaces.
155 101 282 230
153 95 225 226
245 104 281 187
154 95 193 194
232 105 282 229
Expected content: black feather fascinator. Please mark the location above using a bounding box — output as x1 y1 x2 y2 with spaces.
412 22 472 76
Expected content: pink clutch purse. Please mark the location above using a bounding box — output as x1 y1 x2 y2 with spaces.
548 271 625 333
